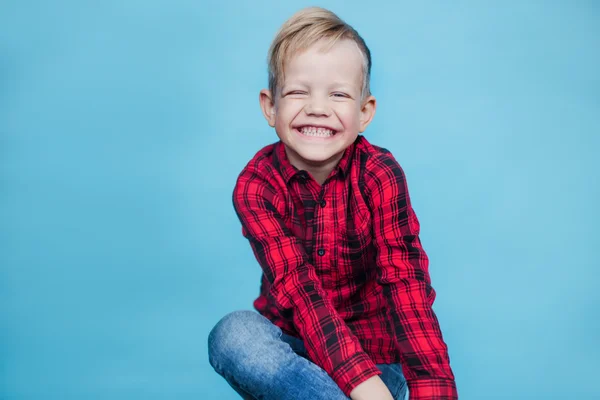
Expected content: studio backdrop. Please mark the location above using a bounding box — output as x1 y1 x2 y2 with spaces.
1 1 598 399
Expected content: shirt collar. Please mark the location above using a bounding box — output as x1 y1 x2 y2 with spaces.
273 138 357 183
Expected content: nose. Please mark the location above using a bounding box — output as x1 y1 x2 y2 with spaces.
304 96 331 117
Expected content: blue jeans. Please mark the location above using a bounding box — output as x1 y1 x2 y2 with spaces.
208 310 408 400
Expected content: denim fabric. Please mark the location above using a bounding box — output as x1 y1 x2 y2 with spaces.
208 310 407 400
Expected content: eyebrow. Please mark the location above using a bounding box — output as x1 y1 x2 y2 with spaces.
281 81 359 92
328 80 357 88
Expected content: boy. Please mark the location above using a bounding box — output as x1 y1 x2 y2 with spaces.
208 7 457 400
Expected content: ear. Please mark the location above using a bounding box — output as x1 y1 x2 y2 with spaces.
358 95 376 133
259 89 276 127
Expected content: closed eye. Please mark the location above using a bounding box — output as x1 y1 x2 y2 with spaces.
332 92 350 98
286 91 307 96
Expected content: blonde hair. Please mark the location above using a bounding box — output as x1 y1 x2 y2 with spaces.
267 7 372 101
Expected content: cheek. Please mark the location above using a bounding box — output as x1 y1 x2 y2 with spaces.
275 102 303 127
274 112 291 132
336 107 362 129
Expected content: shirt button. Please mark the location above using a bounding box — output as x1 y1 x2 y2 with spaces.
298 172 308 182
319 199 326 207
317 248 326 256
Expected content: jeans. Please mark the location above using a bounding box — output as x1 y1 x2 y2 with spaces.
208 310 408 400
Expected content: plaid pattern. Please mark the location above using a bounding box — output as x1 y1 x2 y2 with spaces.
232 135 457 398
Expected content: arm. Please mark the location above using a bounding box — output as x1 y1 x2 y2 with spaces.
232 168 382 397
350 376 395 400
365 154 458 399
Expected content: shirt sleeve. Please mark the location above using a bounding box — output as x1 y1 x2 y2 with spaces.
232 167 382 396
365 153 458 399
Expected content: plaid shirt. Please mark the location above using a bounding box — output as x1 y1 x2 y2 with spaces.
232 135 457 398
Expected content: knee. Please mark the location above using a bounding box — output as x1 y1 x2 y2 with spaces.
207 310 279 370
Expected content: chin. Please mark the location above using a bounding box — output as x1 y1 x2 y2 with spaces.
295 149 342 164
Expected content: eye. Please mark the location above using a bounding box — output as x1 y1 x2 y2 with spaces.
332 92 349 98
286 90 307 96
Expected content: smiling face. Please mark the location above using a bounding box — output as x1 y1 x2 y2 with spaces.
260 39 376 180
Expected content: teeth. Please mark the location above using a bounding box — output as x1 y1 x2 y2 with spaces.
300 126 334 137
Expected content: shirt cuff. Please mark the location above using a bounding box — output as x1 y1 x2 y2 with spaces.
408 378 458 399
330 351 382 397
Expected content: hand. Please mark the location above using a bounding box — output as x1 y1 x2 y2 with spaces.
349 375 394 400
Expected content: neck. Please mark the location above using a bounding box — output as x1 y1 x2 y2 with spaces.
285 147 344 186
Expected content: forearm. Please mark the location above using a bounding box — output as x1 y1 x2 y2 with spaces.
384 281 456 380
350 375 394 400
275 264 381 396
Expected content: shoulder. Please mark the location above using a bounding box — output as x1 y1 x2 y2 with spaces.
235 142 281 186
354 136 406 184
233 142 283 205
238 142 277 177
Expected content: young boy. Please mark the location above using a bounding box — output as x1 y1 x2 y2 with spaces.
208 7 457 400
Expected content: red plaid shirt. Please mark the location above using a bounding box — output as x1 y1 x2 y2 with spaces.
232 135 457 398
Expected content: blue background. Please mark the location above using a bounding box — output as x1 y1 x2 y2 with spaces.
1 1 598 399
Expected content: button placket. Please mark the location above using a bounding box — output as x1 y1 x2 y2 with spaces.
314 186 331 282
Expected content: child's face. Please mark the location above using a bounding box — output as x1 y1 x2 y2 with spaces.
260 39 376 173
